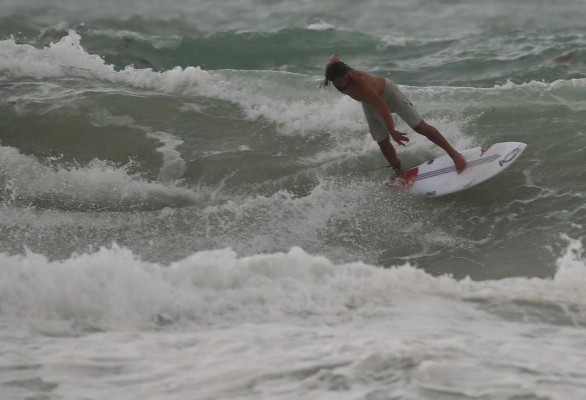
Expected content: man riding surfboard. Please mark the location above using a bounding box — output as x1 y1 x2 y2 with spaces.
323 54 466 177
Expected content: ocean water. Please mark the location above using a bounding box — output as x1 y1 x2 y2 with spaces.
1 0 586 399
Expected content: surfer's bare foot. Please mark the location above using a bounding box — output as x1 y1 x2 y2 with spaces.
452 152 466 173
395 169 407 179
386 169 412 187
386 169 406 186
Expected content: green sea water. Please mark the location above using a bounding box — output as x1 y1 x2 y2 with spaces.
1 1 586 399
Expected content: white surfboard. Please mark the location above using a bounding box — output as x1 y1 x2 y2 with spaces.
388 142 527 197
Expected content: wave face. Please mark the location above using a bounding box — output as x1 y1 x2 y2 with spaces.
2 1 586 399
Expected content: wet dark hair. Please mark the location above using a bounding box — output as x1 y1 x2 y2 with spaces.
322 61 351 87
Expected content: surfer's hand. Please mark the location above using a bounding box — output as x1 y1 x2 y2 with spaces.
451 152 467 174
390 129 409 146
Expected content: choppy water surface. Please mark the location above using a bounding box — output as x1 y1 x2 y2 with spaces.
1 1 586 399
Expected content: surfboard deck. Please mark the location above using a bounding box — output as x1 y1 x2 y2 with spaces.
387 142 527 197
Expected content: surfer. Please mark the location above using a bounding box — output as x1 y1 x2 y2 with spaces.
323 54 466 176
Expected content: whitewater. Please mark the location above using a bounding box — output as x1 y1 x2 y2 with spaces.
2 0 586 399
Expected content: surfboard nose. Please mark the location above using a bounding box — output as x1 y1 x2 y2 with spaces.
406 142 527 197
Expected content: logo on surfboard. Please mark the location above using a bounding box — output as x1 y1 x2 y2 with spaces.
499 147 522 167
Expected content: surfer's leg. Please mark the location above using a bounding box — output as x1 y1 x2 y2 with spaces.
413 121 466 173
384 81 466 173
377 137 402 172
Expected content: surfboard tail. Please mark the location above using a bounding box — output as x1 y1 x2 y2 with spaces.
385 167 419 188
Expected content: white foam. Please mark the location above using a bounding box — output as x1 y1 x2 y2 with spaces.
0 144 198 211
1 32 355 135
305 20 335 31
146 132 187 183
86 27 182 49
3 30 579 164
0 31 459 140
0 233 584 331
201 179 359 256
87 110 188 183
0 31 115 79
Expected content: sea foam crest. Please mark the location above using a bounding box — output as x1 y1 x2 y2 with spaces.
0 144 198 211
0 31 365 135
0 235 584 331
0 31 115 79
2 30 507 138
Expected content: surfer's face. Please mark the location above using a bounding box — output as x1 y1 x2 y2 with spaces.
332 73 349 91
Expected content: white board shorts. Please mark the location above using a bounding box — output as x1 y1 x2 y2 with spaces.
361 79 422 142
